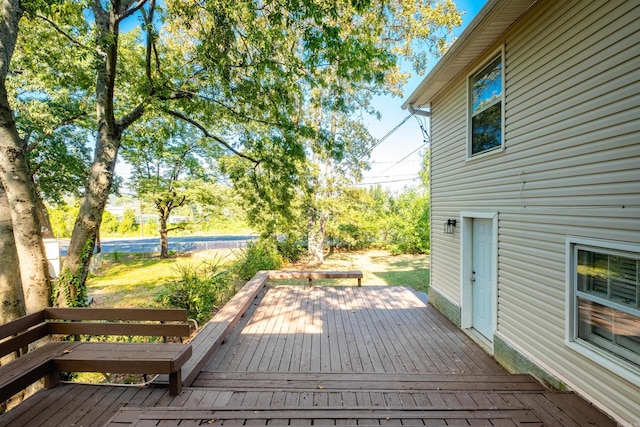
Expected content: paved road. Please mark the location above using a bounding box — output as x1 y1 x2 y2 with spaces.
57 235 256 256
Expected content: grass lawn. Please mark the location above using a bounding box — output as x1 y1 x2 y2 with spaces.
87 249 237 307
86 248 430 308
279 250 430 293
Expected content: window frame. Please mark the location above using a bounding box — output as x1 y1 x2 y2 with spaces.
466 47 506 160
565 236 640 386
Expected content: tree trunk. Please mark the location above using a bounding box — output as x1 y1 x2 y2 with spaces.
58 1 146 306
0 183 26 323
35 191 54 239
58 128 121 306
159 214 169 258
0 1 51 313
0 183 32 413
307 206 326 265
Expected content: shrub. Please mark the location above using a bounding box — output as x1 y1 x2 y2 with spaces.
232 238 283 280
277 234 305 263
156 258 235 325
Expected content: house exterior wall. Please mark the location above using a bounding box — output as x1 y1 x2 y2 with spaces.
428 0 640 424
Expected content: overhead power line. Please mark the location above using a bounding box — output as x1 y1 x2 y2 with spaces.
355 176 420 186
364 113 413 157
368 141 428 179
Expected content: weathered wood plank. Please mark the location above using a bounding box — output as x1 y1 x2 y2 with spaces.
107 406 542 422
44 308 188 321
53 342 192 374
5 382 83 426
156 272 268 387
246 287 286 372
0 311 46 341
193 371 544 392
48 322 189 338
0 341 76 403
267 271 363 280
0 323 50 358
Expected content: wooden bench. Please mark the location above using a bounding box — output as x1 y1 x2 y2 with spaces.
267 270 363 286
0 308 192 402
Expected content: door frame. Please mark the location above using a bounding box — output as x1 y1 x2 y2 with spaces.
460 212 498 345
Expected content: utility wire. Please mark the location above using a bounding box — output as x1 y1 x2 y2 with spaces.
367 141 428 179
355 112 427 186
372 159 421 164
363 113 413 157
355 177 420 186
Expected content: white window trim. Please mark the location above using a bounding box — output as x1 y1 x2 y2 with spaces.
466 46 506 161
565 236 640 386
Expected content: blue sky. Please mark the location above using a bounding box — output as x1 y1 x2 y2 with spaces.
360 0 487 191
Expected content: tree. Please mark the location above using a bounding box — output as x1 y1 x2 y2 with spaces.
220 0 461 262
0 0 53 314
387 188 430 254
13 0 460 306
122 116 220 258
0 185 25 323
304 114 375 263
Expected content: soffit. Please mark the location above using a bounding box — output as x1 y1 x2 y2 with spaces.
402 0 538 110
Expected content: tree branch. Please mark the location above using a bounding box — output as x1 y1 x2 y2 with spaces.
141 0 156 91
117 102 147 133
26 111 89 153
117 0 148 23
186 91 282 128
36 14 92 51
166 109 260 164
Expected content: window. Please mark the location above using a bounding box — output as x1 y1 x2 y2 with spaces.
567 238 640 379
469 53 504 157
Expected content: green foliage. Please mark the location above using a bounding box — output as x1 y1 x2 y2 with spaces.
277 234 306 263
387 189 430 254
156 259 234 325
49 203 79 238
232 239 283 281
117 209 138 236
325 186 430 255
100 211 120 235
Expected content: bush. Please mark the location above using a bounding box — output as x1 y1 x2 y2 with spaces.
277 235 305 262
156 258 235 325
232 239 283 280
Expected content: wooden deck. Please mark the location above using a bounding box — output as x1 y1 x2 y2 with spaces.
0 286 615 426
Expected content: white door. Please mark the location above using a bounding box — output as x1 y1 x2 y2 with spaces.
472 218 494 340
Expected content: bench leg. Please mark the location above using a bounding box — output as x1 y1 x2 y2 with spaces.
308 278 313 287
169 370 182 395
358 278 361 287
45 370 60 389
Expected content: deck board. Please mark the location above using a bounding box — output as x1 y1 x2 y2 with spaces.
0 285 616 427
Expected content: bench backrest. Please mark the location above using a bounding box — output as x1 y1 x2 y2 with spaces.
44 308 190 338
0 308 191 358
0 312 49 359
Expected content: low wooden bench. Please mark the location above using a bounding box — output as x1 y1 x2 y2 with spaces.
267 270 363 286
0 308 192 402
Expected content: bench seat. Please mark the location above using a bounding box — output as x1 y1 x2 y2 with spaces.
0 341 75 403
267 270 363 286
53 342 192 395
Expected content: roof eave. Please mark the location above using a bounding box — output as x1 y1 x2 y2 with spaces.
402 0 538 110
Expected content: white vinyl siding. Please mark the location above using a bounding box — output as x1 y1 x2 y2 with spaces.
428 0 640 424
